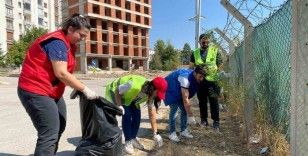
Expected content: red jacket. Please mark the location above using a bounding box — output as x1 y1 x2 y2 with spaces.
18 30 76 99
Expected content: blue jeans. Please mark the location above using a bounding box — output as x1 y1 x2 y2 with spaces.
122 105 141 141
169 102 188 134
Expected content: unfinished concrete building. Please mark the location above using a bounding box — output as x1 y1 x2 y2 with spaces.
64 0 152 73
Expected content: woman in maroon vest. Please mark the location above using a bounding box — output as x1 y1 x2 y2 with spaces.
17 14 98 156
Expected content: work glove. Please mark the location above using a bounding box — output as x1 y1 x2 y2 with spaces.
82 86 99 100
188 116 197 125
153 134 163 147
118 105 125 115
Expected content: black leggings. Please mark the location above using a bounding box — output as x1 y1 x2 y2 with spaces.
17 87 66 156
197 80 220 123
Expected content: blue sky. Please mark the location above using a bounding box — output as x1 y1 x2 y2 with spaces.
149 0 285 50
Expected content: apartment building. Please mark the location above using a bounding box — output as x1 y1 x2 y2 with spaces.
0 0 62 54
64 0 152 73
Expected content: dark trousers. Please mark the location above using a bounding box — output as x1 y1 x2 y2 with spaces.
17 87 67 156
197 79 220 123
122 104 141 142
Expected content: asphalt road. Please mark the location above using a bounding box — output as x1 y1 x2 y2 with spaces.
0 76 167 156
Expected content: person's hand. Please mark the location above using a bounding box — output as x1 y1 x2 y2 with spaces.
82 86 99 100
153 134 163 147
118 105 125 115
188 116 197 125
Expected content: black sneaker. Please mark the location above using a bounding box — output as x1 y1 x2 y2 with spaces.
213 121 220 131
200 120 209 127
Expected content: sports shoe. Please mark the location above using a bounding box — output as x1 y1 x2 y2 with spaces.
131 138 144 150
200 120 209 127
169 132 180 142
124 141 134 154
213 121 220 131
180 129 193 138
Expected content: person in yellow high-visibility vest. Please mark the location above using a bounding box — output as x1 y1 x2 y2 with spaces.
105 75 167 154
190 33 223 131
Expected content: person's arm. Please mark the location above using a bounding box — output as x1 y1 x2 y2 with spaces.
181 88 193 117
51 61 86 91
147 96 158 134
43 39 97 99
147 96 163 147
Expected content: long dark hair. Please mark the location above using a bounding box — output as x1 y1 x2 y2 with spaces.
61 13 91 34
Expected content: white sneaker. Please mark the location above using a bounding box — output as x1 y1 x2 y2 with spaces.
131 138 144 150
124 141 134 154
168 132 180 142
180 129 193 138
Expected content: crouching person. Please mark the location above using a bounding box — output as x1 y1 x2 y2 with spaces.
164 66 205 142
105 75 167 154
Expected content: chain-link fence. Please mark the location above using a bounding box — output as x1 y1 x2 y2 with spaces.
228 0 292 136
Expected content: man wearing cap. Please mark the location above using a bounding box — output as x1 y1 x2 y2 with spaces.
190 33 223 131
164 66 205 142
105 75 167 154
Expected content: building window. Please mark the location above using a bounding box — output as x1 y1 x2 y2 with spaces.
6 19 13 30
44 2 47 8
135 4 140 12
115 0 121 7
19 24 23 32
144 7 149 14
125 1 130 10
44 12 47 18
18 2 21 8
38 18 44 25
105 8 111 17
136 15 141 23
144 0 149 4
126 13 131 21
105 0 111 4
19 13 22 19
144 17 149 25
6 0 13 6
37 0 42 6
6 7 13 17
116 10 121 19
24 2 31 11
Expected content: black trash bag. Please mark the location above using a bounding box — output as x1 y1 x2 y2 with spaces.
70 90 123 156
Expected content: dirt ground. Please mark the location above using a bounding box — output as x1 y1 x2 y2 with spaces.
134 102 258 156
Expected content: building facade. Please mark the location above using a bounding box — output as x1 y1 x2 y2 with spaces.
64 0 152 73
0 0 62 54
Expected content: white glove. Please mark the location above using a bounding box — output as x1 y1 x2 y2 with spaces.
118 105 125 115
153 134 163 147
188 116 197 125
82 86 99 100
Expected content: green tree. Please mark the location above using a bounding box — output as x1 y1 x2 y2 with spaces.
6 27 47 66
162 42 180 70
149 40 165 70
0 45 6 67
181 43 192 65
149 40 180 71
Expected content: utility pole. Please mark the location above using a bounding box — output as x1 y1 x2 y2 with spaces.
189 0 204 49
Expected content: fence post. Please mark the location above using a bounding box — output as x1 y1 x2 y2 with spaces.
290 0 308 155
220 0 254 141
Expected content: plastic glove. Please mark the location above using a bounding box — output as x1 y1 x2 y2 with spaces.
118 105 125 115
188 116 197 125
153 134 163 147
82 86 99 100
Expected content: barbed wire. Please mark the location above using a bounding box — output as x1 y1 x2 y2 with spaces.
214 0 281 54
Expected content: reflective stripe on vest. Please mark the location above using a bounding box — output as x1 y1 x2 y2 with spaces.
105 75 147 107
193 44 218 81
